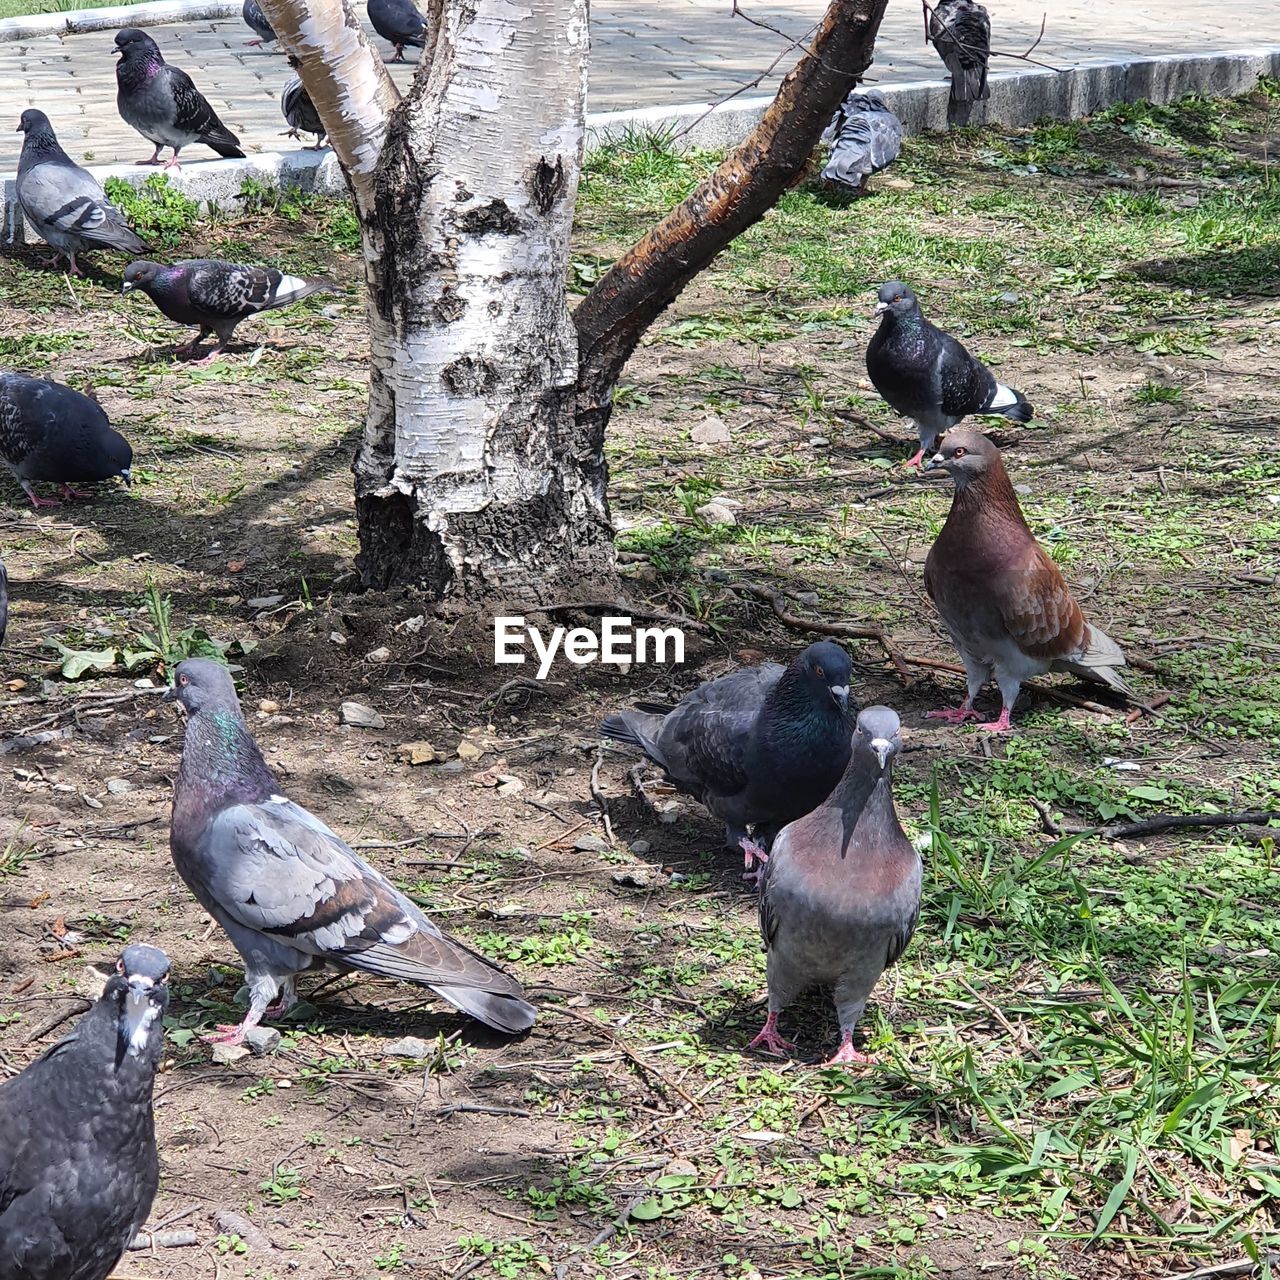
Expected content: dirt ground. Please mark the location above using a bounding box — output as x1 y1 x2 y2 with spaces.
1 90 1279 1280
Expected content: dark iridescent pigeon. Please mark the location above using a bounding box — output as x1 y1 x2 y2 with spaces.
122 258 328 362
281 75 326 149
0 372 132 509
924 428 1130 732
866 281 1032 467
114 27 245 168
165 659 537 1045
16 109 145 275
367 0 427 60
821 91 902 195
751 706 920 1064
242 0 277 47
929 0 992 126
600 641 856 875
0 945 170 1280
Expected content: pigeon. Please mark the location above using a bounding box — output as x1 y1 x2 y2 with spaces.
122 258 328 362
0 945 170 1280
0 559 7 647
924 428 1130 733
367 0 428 61
751 706 920 1064
114 28 245 168
242 0 277 47
165 658 537 1045
600 641 855 875
928 0 992 126
15 109 145 276
820 91 902 195
865 281 1032 468
0 372 132 509
281 75 326 149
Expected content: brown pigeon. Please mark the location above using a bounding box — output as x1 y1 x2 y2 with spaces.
923 428 1129 732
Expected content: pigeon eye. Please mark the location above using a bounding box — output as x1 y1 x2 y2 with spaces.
814 664 824 678
952 447 967 459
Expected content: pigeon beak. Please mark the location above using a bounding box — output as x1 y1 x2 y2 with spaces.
829 684 850 713
119 467 132 488
925 452 944 470
121 280 134 294
870 738 893 770
162 683 179 703
118 976 159 1063
874 301 888 316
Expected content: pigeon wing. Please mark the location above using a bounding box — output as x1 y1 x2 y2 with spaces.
933 329 998 419
19 163 143 252
988 543 1089 661
164 66 241 149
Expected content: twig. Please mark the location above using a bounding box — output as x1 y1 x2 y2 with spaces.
590 742 615 848
478 677 562 711
22 997 91 1044
1027 800 1279 842
1170 1253 1280 1280
437 1102 532 1118
923 0 1063 73
530 600 711 634
213 1210 274 1253
553 1192 649 1280
126 1229 199 1250
0 728 72 754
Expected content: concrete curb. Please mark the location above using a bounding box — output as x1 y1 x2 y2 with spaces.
4 43 1279 247
0 1 239 43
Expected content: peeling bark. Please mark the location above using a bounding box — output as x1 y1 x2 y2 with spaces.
573 0 890 450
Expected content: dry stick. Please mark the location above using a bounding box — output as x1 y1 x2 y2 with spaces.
551 1006 703 1113
589 742 615 848
923 0 1061 72
125 1229 198 1250
531 600 711 634
553 1192 650 1280
1028 798 1279 842
437 1102 532 1119
1171 1255 1280 1280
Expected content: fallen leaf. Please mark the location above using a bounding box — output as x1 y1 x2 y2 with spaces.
227 560 246 573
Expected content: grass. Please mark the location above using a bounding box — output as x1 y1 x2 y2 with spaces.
0 0 152 16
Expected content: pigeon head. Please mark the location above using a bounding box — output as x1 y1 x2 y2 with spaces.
164 657 241 716
852 705 901 771
121 259 163 296
114 27 163 76
847 91 888 114
114 27 160 55
108 944 170 1064
16 108 53 136
794 640 854 714
925 427 1000 489
874 280 918 319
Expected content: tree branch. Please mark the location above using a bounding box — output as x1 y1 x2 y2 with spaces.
573 0 888 441
258 0 400 212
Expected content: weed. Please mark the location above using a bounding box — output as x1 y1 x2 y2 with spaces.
104 175 200 248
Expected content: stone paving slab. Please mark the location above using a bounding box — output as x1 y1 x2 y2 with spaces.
0 0 1274 172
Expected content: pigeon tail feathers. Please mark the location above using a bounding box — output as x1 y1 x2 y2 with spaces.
1052 623 1130 694
430 986 537 1034
599 710 668 769
985 382 1033 423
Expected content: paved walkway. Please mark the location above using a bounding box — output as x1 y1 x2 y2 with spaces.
0 0 1271 171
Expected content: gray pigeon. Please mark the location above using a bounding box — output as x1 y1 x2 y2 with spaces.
600 641 855 875
122 258 328 361
821 91 902 195
924 428 1129 732
242 0 277 47
929 0 992 126
281 75 326 149
165 659 537 1045
0 945 170 1280
752 706 920 1064
865 281 1032 467
114 28 245 167
15 109 145 276
0 372 132 509
367 0 427 60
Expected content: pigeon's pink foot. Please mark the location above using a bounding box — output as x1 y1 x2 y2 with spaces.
202 1022 249 1046
38 253 61 268
189 347 225 367
245 37 263 45
60 484 94 501
903 447 925 469
924 705 978 724
26 491 62 509
741 836 769 886
976 709 1014 734
747 1013 796 1057
262 995 297 1021
824 1033 878 1067
163 155 183 171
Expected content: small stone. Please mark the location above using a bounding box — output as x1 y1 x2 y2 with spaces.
366 646 392 663
695 501 737 527
82 795 103 809
258 699 280 715
211 1043 251 1066
386 1036 430 1060
243 1026 281 1056
690 414 731 446
340 702 385 729
320 304 343 320
456 738 484 761
612 866 654 889
397 741 437 766
793 591 820 608
629 839 651 855
247 595 284 609
329 631 347 646
656 799 684 824
573 833 610 853
105 777 134 795
997 291 1021 306
496 776 525 797
808 436 830 448
1014 483 1033 495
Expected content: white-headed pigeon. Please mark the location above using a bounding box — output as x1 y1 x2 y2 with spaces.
751 706 921 1065
821 90 903 195
601 640 856 876
165 658 537 1045
924 428 1130 732
0 372 132 509
122 258 328 362
367 0 428 60
114 28 245 168
866 280 1032 467
0 945 170 1280
928 0 992 126
16 109 145 276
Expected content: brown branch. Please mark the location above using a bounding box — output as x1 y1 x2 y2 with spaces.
573 0 889 443
1028 800 1279 843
